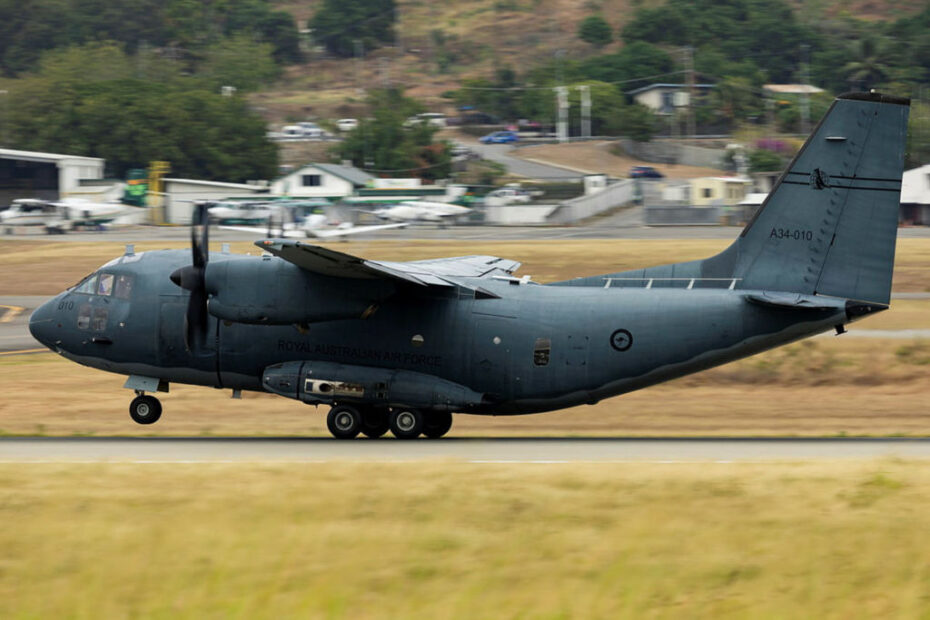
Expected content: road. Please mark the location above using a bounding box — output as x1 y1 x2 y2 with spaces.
2 437 930 462
469 142 586 180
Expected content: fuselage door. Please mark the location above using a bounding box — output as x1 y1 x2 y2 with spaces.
470 316 514 401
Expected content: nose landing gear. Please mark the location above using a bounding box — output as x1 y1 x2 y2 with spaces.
129 392 162 425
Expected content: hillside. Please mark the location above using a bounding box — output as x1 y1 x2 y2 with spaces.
258 0 928 124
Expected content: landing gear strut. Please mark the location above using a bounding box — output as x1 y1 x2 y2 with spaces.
129 393 162 425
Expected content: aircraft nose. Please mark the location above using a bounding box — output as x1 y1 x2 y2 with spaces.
29 297 59 350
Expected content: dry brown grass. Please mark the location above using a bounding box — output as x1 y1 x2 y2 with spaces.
2 461 930 618
2 336 930 437
3 237 930 294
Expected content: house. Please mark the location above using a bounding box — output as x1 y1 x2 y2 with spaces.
627 83 715 115
690 177 751 206
271 163 373 199
900 164 930 225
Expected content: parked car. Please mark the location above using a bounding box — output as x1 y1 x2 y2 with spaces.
483 188 532 206
630 165 665 179
403 113 448 128
336 118 359 132
479 131 519 144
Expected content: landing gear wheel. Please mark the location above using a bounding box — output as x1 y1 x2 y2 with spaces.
360 408 390 439
389 409 424 439
327 405 362 439
422 411 453 439
129 395 162 425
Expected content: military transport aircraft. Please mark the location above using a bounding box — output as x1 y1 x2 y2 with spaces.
29 92 909 439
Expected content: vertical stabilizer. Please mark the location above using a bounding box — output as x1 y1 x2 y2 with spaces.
734 92 910 304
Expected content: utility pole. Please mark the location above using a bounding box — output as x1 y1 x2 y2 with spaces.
354 39 364 96
579 85 591 139
556 87 569 143
0 90 8 146
684 46 696 139
800 43 811 136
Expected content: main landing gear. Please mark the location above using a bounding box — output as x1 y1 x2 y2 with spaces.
326 405 453 440
129 392 162 425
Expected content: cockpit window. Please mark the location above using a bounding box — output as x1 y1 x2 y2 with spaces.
96 273 114 296
114 274 134 300
74 275 98 295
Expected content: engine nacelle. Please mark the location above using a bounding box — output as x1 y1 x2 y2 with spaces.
204 255 394 325
262 361 485 412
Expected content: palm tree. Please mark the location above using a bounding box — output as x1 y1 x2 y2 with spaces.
841 36 890 90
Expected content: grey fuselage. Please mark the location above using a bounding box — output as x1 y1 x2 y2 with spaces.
30 248 856 415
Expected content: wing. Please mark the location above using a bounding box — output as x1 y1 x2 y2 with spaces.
256 239 520 295
307 222 408 239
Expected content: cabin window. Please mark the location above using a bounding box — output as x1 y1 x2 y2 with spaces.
114 275 134 300
74 275 98 295
302 174 322 187
96 273 114 296
533 337 551 367
77 305 91 329
92 308 108 331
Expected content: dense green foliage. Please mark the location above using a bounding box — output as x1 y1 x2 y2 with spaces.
577 16 612 48
748 148 784 173
333 89 451 181
0 0 301 77
309 0 396 58
1 44 278 181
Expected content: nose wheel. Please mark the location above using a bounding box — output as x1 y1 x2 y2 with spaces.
129 394 162 425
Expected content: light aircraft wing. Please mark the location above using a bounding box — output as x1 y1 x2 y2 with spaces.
257 239 519 294
306 222 408 239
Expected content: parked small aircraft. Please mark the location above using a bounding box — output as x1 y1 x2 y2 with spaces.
371 200 471 223
207 201 274 224
220 203 408 239
1 198 133 233
29 93 909 439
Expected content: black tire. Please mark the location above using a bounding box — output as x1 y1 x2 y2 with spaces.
129 395 162 425
327 405 361 439
360 408 390 439
389 409 424 439
422 411 453 439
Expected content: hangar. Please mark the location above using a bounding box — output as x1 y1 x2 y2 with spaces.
0 148 105 206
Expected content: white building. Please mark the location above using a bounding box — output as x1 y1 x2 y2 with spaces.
900 164 930 225
163 178 269 224
627 83 715 115
0 148 105 204
271 163 373 199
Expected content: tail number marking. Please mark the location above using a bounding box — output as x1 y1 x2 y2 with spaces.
770 228 813 241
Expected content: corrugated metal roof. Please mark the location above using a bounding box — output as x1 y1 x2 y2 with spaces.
309 163 374 186
0 148 104 164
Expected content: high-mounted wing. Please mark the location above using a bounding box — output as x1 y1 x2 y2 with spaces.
257 239 520 293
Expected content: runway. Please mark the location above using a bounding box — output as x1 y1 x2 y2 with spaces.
3 437 930 462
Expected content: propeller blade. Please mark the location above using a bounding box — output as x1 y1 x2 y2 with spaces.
184 287 209 351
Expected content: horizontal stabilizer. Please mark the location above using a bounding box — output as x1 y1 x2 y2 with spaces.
744 292 848 311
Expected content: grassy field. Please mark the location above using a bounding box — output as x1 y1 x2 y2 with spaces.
2 334 929 437
2 237 930 294
1 461 929 618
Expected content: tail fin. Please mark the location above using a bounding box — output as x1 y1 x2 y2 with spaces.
733 92 910 304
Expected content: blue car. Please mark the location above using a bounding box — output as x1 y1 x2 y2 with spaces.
479 131 519 144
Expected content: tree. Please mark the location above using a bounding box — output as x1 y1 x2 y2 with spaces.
3 44 277 181
309 0 395 58
749 148 783 172
578 16 612 48
197 34 280 92
333 89 451 181
841 36 892 91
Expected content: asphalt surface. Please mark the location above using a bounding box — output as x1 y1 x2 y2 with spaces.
2 437 930 462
